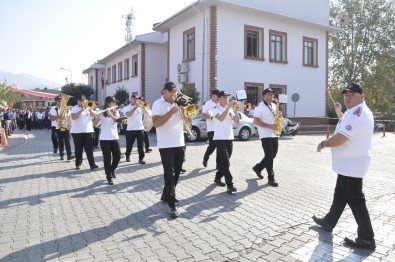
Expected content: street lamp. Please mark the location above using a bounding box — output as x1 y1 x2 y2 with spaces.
60 67 72 83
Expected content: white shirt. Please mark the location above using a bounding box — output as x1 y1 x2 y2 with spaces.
213 105 235 140
49 106 59 128
202 99 218 132
152 96 184 149
254 101 277 138
331 101 373 178
70 105 94 133
122 104 144 131
99 111 120 140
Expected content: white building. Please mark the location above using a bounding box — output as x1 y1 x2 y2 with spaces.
153 0 340 117
83 32 167 106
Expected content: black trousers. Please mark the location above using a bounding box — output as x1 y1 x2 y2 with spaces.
203 131 219 166
125 130 145 160
324 174 374 240
93 127 100 147
51 126 58 150
71 133 96 168
144 131 150 149
215 140 233 188
255 137 278 180
159 147 185 209
100 140 121 179
56 129 72 156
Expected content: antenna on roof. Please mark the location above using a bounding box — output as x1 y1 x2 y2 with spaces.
122 8 135 43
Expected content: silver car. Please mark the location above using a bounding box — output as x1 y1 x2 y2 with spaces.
186 113 257 142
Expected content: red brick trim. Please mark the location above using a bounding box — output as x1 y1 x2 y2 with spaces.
209 6 218 93
141 43 146 98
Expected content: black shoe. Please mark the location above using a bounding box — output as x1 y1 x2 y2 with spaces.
111 171 116 178
75 165 80 170
107 178 114 185
60 155 64 160
180 168 186 173
268 180 278 187
126 157 130 162
90 165 99 170
138 160 146 164
252 166 263 179
170 207 179 218
214 179 226 187
344 237 376 250
203 159 208 167
160 195 179 204
53 148 58 153
312 215 333 232
145 148 152 153
227 186 237 193
67 155 75 161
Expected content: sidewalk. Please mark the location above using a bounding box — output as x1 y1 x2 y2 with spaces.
0 129 394 261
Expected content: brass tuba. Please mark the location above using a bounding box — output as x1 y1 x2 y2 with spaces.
273 103 283 136
57 93 73 131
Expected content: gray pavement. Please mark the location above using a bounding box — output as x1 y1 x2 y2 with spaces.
0 129 394 262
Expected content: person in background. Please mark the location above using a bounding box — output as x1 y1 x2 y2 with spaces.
92 105 101 150
201 89 219 168
313 83 376 250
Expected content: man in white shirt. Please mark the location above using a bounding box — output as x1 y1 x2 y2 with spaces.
252 88 279 187
122 95 146 164
313 83 376 250
48 102 59 153
213 91 239 193
152 82 191 218
201 89 219 168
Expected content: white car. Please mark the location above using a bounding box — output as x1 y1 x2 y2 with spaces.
186 113 257 142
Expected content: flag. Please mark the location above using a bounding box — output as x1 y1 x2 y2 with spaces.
101 70 104 89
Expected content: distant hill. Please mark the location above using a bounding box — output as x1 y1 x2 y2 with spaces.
0 71 62 90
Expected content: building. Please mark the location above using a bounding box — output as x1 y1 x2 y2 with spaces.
153 0 340 117
6 86 58 109
83 32 167 106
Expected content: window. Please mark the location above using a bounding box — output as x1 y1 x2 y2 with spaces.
118 62 123 81
303 37 318 67
106 68 111 84
124 58 129 80
269 30 287 63
245 82 264 106
112 65 116 83
183 28 195 61
132 54 138 77
269 84 287 115
244 25 264 60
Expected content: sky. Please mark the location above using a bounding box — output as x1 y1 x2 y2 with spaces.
0 0 196 87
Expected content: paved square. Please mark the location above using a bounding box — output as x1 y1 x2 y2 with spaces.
0 129 394 261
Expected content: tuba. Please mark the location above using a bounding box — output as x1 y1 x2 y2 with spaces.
273 103 283 136
57 93 73 131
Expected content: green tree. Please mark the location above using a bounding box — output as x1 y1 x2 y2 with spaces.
329 0 395 114
60 83 93 105
113 86 129 105
180 87 200 104
0 84 21 109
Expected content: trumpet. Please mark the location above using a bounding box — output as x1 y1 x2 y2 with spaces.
86 100 97 109
233 102 252 111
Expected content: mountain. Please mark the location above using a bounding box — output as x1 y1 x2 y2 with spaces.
0 71 62 90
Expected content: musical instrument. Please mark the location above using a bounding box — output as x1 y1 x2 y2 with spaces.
86 100 96 109
143 109 153 132
57 93 72 131
273 103 283 136
97 106 118 115
233 102 252 111
173 90 199 139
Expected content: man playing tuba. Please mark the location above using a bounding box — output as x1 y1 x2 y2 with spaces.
49 95 75 161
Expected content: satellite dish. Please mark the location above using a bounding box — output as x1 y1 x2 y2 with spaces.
336 13 351 27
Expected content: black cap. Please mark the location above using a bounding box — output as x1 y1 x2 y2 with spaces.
163 82 177 91
77 95 87 101
55 95 62 101
217 91 231 97
341 83 363 94
104 96 119 104
262 88 275 95
211 89 219 96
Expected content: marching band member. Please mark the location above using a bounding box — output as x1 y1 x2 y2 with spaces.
140 97 153 153
122 95 146 164
93 96 121 185
252 88 279 187
152 82 191 218
212 91 239 193
49 96 74 161
70 95 98 170
201 89 219 168
48 102 59 153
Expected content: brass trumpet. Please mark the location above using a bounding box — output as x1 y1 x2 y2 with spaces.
86 100 96 109
232 102 252 111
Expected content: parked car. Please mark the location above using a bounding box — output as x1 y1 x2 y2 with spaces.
186 113 257 142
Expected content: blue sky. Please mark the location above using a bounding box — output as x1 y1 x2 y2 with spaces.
0 0 195 87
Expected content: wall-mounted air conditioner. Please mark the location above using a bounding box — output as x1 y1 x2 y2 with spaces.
178 74 188 84
177 63 189 73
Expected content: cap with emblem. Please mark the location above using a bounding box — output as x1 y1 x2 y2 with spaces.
341 83 363 94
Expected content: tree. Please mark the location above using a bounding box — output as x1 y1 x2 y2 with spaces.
0 84 21 110
113 86 129 105
329 0 395 115
60 83 93 105
180 87 200 104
